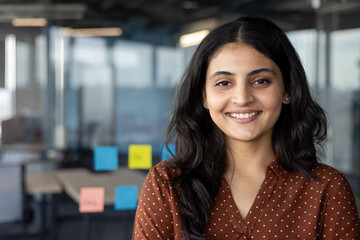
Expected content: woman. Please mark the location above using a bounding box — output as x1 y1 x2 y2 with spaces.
132 16 359 239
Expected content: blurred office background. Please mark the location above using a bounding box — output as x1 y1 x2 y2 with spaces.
0 0 359 239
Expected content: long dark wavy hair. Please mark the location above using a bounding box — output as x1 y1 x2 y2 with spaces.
165 16 327 240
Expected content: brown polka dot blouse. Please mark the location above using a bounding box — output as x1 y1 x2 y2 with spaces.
132 159 360 239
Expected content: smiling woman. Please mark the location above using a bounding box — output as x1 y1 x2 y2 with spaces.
204 44 287 146
132 17 359 239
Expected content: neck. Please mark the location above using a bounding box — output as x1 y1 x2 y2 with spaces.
225 137 275 178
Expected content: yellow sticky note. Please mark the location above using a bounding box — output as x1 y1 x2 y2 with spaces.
79 187 105 213
128 145 152 169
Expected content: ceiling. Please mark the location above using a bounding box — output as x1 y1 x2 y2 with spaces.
0 0 359 45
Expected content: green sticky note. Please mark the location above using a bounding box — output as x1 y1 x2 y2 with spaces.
128 145 152 169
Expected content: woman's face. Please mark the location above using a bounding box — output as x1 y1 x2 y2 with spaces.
203 43 290 145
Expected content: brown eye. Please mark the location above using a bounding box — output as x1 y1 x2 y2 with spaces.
253 79 270 85
215 81 231 87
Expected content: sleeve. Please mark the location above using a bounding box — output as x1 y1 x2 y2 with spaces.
320 173 360 239
132 164 181 240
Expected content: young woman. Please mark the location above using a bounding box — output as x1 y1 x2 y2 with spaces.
132 16 359 239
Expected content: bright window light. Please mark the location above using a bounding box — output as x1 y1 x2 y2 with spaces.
179 30 210 48
5 34 16 92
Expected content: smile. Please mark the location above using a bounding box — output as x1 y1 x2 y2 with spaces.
227 111 261 119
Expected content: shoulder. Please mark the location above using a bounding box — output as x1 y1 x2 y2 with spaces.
138 159 181 207
312 163 348 184
311 163 354 195
134 159 183 238
139 159 181 197
284 163 353 196
147 159 181 182
311 164 359 237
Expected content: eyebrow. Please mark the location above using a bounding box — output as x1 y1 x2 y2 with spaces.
247 68 276 76
209 68 276 79
209 71 235 79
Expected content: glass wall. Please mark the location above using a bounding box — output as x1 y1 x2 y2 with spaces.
287 19 360 200
0 7 358 240
0 32 46 163
0 3 358 187
289 27 360 172
330 28 360 173
62 33 187 164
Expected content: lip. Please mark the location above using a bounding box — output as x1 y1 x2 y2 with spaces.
226 109 262 114
225 110 263 123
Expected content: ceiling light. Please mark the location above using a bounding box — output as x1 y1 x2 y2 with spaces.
12 18 47 27
0 4 86 21
179 30 209 48
311 0 321 9
61 27 123 37
183 1 199 10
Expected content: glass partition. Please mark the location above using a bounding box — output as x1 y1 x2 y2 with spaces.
288 20 360 205
329 28 360 173
0 32 45 163
63 37 185 163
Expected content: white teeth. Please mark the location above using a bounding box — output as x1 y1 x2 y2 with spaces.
229 112 259 119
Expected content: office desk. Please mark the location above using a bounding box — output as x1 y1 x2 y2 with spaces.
26 171 63 240
55 167 147 205
55 167 147 240
26 171 63 195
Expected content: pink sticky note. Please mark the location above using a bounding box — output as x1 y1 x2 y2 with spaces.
79 187 105 213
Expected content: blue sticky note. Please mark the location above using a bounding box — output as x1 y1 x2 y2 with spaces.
161 143 176 161
114 186 138 210
94 146 119 171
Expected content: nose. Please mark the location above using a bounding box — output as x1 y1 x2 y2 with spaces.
231 84 254 105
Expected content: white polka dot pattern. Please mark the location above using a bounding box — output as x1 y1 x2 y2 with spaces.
132 159 360 239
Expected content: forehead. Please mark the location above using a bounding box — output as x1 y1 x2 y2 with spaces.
207 43 280 74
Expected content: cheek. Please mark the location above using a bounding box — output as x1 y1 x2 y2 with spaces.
269 102 284 124
206 91 229 109
259 90 284 115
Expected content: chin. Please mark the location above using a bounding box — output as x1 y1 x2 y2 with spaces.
229 135 258 142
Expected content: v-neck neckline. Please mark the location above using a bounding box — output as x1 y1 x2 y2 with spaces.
221 169 278 233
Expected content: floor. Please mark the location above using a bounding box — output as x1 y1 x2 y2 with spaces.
55 195 135 240
0 193 135 240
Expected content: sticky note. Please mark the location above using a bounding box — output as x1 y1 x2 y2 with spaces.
128 145 152 169
161 143 176 161
94 146 118 171
114 186 138 210
79 187 105 213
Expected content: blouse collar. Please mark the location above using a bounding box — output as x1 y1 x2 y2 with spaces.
266 156 289 182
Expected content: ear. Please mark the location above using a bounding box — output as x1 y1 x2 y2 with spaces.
282 93 291 104
203 90 208 108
